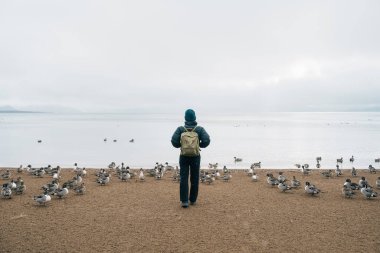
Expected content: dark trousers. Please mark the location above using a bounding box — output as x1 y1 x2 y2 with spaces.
179 155 201 203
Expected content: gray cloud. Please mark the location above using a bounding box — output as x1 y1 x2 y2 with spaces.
0 0 379 113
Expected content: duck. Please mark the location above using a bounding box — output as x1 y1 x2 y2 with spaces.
351 167 357 177
278 182 292 192
97 175 110 185
139 169 145 181
54 187 69 198
222 173 232 182
251 173 259 182
301 165 311 175
42 180 59 194
251 162 261 168
214 170 221 179
290 176 301 188
358 177 370 188
342 185 355 198
234 157 243 163
9 179 17 190
17 165 24 173
277 172 286 183
304 181 320 196
34 168 45 177
1 185 12 199
335 165 342 176
34 192 51 205
74 183 86 195
247 168 254 176
1 170 11 180
52 172 60 181
360 186 378 199
172 169 180 182
321 170 332 178
15 181 26 195
164 162 174 171
344 179 359 190
129 138 134 143
208 163 218 169
201 173 214 184
376 177 380 189
368 165 376 174
266 173 279 186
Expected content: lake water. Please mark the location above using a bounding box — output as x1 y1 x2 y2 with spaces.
0 112 379 169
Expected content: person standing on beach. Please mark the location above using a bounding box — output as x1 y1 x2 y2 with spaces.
171 109 210 208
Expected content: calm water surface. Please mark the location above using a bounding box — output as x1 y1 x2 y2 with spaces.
0 112 379 169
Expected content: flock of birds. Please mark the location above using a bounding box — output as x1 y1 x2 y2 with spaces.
1 156 379 206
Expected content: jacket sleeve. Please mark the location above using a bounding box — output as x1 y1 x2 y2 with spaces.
171 127 182 148
199 127 210 148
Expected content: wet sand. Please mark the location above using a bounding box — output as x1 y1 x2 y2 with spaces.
1 168 379 253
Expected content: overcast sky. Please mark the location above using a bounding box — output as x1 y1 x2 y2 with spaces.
0 0 379 113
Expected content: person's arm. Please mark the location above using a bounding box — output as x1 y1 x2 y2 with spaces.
171 127 182 148
199 127 210 148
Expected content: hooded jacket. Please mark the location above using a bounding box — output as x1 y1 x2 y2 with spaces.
171 120 210 151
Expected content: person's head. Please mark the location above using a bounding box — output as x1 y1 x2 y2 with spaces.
184 109 196 122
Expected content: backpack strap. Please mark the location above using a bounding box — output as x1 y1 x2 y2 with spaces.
183 126 197 132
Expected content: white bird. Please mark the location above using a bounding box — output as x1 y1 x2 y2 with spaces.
290 176 301 188
34 193 51 205
54 187 69 198
251 173 259 182
74 175 82 184
139 169 145 181
360 186 378 199
52 173 60 181
304 181 320 196
9 180 17 190
278 182 292 192
247 168 254 176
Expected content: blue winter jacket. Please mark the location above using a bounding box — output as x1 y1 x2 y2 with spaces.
171 121 210 152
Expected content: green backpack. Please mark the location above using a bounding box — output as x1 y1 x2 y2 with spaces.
180 126 200 156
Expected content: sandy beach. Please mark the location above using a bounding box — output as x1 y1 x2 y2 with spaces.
1 167 379 253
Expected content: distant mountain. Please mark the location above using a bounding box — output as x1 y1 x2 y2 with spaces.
0 105 38 113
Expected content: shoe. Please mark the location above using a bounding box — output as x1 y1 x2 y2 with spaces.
190 201 196 205
181 202 189 208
